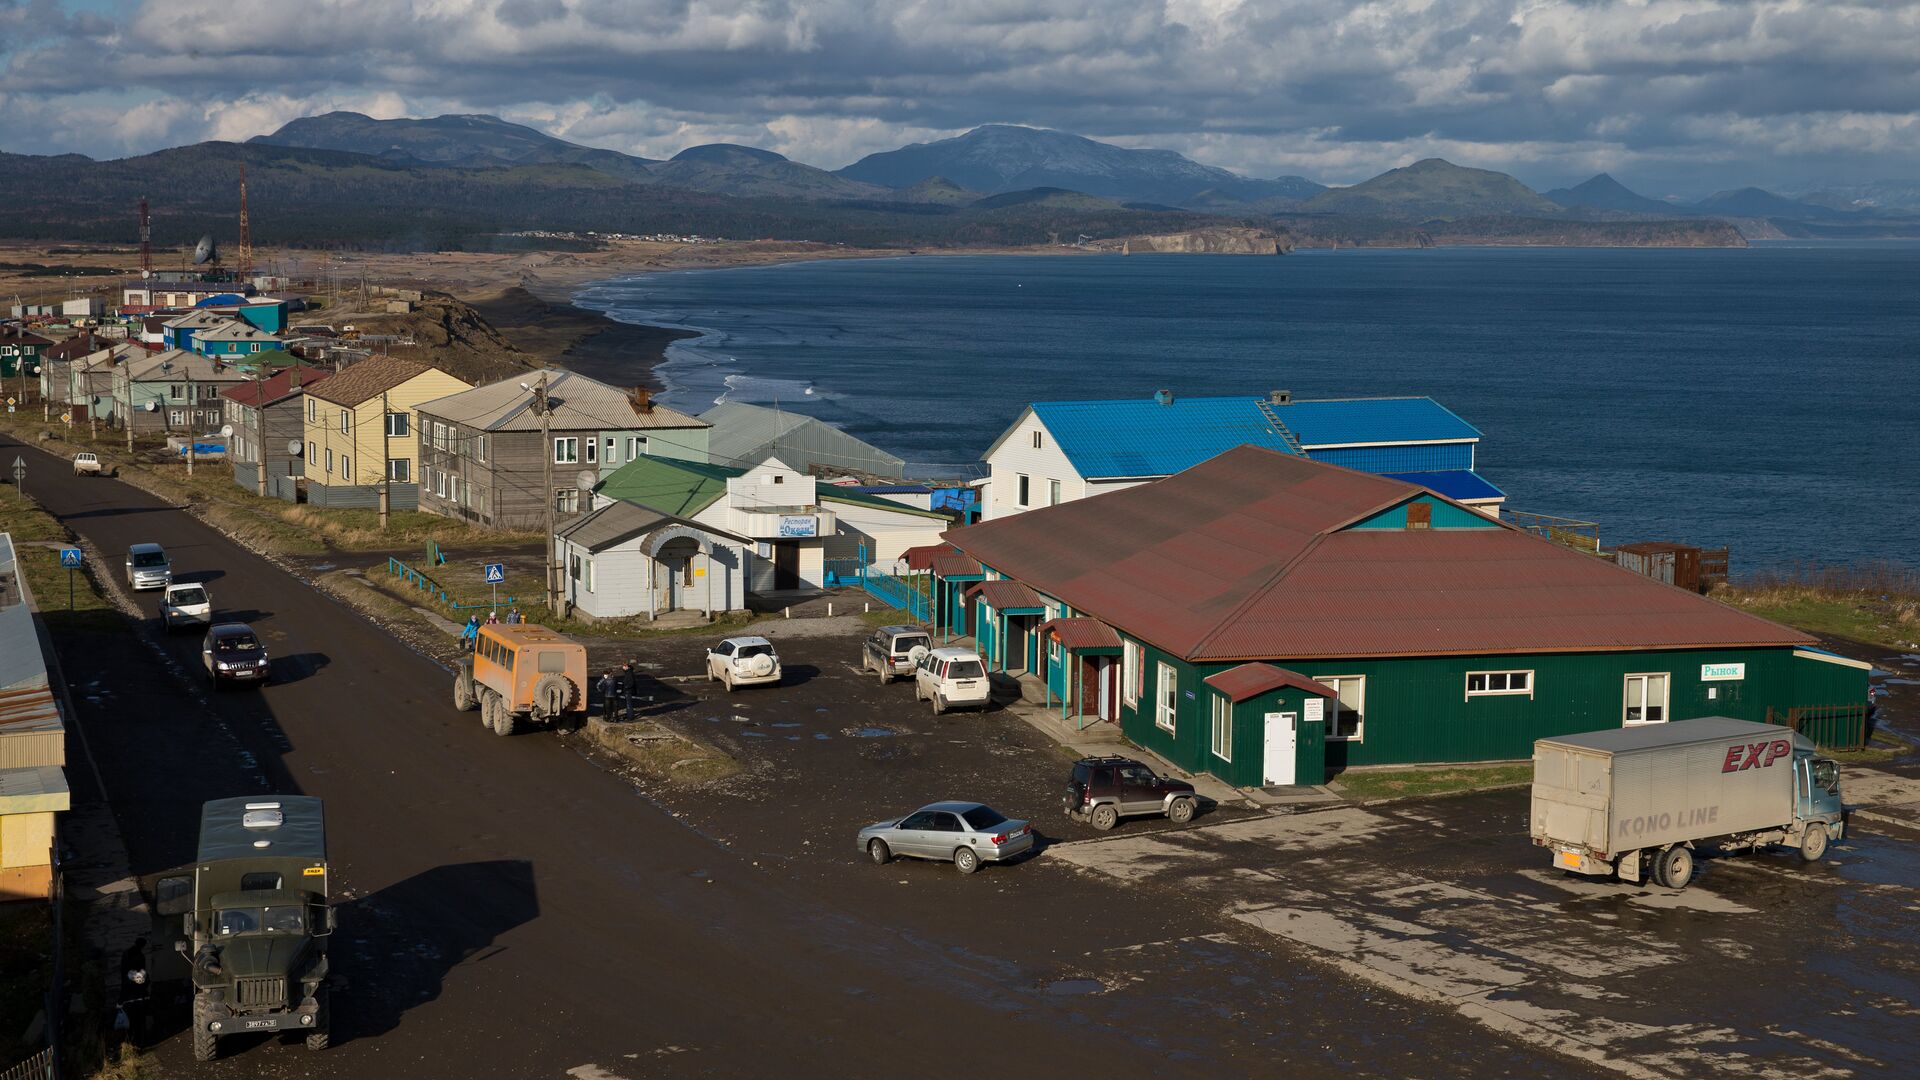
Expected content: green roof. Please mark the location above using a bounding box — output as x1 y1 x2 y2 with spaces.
595 456 947 520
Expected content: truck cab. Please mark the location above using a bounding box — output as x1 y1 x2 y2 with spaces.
147 797 334 1061
1795 752 1845 858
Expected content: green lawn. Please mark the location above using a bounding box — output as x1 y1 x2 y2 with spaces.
1332 763 1533 801
1714 583 1920 652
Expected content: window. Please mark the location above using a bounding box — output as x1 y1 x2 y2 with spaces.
340 455 350 481
170 385 182 399
1031 430 1043 449
554 437 578 464
339 409 350 434
168 410 183 426
584 438 597 464
1466 670 1533 699
307 441 316 466
387 458 409 482
584 558 594 593
475 434 488 464
555 488 579 513
386 412 409 438
325 448 334 474
1316 675 1366 741
1122 640 1142 707
1049 478 1061 506
626 436 645 458
570 553 582 581
1210 693 1233 761
1624 673 1669 725
434 468 447 498
449 476 461 505
1155 662 1177 732
1017 473 1030 507
307 398 316 422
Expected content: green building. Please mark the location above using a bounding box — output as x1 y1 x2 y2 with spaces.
940 446 1868 788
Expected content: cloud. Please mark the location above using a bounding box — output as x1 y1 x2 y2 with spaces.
1 0 1916 194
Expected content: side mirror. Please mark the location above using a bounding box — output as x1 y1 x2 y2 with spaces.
173 939 189 956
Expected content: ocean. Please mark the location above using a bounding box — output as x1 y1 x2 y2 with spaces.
571 243 1920 574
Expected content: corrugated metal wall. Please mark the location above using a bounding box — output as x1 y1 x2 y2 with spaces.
305 483 420 510
1308 443 1473 472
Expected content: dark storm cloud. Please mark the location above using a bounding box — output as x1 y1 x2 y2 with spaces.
2 0 1916 195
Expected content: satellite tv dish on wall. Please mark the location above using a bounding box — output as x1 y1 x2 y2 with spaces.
141 269 151 280
286 439 304 456
575 469 597 491
192 234 217 265
145 401 157 412
220 424 234 437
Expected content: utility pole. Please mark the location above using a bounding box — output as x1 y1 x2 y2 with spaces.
185 362 195 476
123 360 134 454
378 389 391 529
254 366 269 497
534 373 557 612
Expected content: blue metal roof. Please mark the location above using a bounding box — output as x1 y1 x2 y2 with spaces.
1028 396 1480 479
1380 470 1506 501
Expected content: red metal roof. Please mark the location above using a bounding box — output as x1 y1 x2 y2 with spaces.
1204 663 1338 703
929 554 984 579
902 543 959 571
1038 616 1122 652
965 579 1045 610
946 446 1811 662
220 366 331 407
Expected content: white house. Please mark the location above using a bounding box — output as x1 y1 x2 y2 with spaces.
978 390 1505 521
555 502 751 621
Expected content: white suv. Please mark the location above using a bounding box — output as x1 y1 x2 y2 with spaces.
706 636 782 692
913 648 991 715
161 583 213 629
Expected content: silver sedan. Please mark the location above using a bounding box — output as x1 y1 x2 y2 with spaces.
857 801 1034 874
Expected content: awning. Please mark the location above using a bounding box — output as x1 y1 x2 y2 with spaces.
1037 617 1122 655
929 554 985 580
1204 663 1339 703
965 579 1046 613
901 543 959 571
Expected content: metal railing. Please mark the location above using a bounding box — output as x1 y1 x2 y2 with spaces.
1766 703 1870 751
856 544 930 621
386 557 513 611
1505 510 1601 554
0 1046 53 1080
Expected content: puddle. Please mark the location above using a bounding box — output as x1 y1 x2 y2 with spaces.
740 731 768 739
847 727 897 738
813 733 831 741
1042 979 1104 997
785 735 801 741
769 722 802 729
309 563 336 572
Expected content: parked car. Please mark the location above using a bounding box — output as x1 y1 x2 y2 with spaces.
201 622 269 688
858 801 1033 875
706 636 781 692
72 452 103 476
1063 755 1198 831
125 543 171 591
160 583 212 629
912 647 990 715
860 624 932 684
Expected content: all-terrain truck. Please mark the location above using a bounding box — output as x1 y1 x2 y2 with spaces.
454 622 588 735
149 796 335 1061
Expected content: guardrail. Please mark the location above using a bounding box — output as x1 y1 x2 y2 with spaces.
386 557 512 611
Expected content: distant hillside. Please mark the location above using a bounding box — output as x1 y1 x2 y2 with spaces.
252 111 658 178
837 125 1317 207
896 177 979 205
969 187 1121 211
1544 174 1680 215
1690 187 1847 220
1795 179 1920 214
648 144 888 201
1302 159 1565 220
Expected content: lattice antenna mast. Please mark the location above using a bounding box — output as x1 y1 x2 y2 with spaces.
237 165 254 279
138 197 152 275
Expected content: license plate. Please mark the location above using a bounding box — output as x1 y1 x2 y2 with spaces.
956 681 977 688
243 1018 278 1030
1559 851 1581 869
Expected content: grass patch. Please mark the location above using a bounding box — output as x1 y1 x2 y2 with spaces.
860 607 917 627
361 557 761 641
0 484 125 633
1332 763 1533 801
584 718 740 784
1714 564 1920 651
1826 729 1910 765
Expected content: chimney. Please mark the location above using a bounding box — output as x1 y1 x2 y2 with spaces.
1269 389 1293 405
1153 389 1175 406
631 387 653 414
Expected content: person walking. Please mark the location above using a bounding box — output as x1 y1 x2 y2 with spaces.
485 609 500 625
461 615 479 651
508 607 522 624
620 661 637 720
597 669 617 720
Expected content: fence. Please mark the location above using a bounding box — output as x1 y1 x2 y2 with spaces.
0 1046 53 1080
386 557 514 611
1505 510 1600 554
857 550 931 621
1766 703 1870 752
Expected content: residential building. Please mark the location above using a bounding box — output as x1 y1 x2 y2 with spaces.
139 316 168 348
58 343 144 424
978 390 1504 521
414 372 709 531
0 533 70 901
121 275 254 313
593 455 950 595
61 297 105 319
32 332 113 406
940 446 1866 789
701 401 903 477
300 356 470 509
161 310 238 352
554 501 753 620
221 366 331 496
0 325 52 381
192 319 281 358
116 349 249 433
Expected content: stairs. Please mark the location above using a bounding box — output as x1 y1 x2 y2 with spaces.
1256 400 1305 455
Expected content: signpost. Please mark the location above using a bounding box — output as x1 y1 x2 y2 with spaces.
59 547 82 609
484 562 506 614
10 455 24 496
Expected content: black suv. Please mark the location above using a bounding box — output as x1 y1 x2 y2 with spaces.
1063 755 1198 831
202 622 270 688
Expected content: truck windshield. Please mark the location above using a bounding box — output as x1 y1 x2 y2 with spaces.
169 588 208 605
215 905 306 936
1813 759 1840 795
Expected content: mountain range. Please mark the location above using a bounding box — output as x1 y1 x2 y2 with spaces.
2 112 1913 251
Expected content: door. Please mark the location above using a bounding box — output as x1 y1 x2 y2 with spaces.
1078 658 1100 717
1006 618 1029 674
1096 658 1119 722
1264 711 1297 786
773 543 800 591
1117 762 1162 813
892 810 939 857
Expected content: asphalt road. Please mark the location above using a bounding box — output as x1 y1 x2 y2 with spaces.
12 437 1579 1079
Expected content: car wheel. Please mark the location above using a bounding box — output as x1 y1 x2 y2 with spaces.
931 693 946 716
723 671 735 693
1800 823 1830 863
1090 804 1119 832
1168 797 1196 824
706 662 717 683
913 681 924 701
953 847 979 875
453 671 476 711
878 667 890 686
1655 845 1695 890
868 839 891 865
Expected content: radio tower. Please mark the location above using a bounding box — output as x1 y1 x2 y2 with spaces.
236 164 254 280
138 197 152 275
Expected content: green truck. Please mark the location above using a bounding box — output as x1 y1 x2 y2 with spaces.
149 796 335 1061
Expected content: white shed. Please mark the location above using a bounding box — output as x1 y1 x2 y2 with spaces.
555 501 752 621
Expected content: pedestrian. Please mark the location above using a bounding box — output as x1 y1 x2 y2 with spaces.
620 661 637 720
118 936 149 1046
485 609 500 625
597 669 616 719
461 615 479 651
507 607 521 624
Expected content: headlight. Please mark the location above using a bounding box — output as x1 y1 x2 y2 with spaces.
216 662 233 670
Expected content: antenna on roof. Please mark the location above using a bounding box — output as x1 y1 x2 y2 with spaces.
236 164 254 279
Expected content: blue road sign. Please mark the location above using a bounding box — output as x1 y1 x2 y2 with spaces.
483 563 507 585
59 548 82 568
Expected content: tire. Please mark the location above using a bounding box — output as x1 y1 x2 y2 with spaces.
953 847 980 875
1090 804 1119 832
305 988 329 1051
868 839 891 865
1800 823 1830 863
480 691 502 730
1168 797 1196 824
723 672 735 693
878 667 890 686
492 706 519 737
1655 845 1695 890
532 672 574 721
913 681 925 701
931 693 945 716
191 1003 216 1062
306 1029 329 1051
453 670 476 712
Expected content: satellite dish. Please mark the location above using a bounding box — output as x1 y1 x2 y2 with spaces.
192 234 217 265
575 469 597 491
141 269 152 280
145 401 158 412
220 424 234 437
286 439 304 456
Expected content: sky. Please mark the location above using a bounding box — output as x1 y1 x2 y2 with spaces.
2 0 1917 198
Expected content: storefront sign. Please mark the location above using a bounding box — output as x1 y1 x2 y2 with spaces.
778 515 817 538
1304 698 1324 723
1700 662 1746 682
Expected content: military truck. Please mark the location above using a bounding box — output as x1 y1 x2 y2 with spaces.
149 796 334 1061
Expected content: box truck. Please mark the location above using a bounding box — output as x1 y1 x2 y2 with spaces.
1530 716 1844 890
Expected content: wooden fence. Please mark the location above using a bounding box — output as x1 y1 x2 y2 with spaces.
0 1046 54 1080
1766 703 1870 751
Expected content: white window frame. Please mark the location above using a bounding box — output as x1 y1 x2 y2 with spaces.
1315 674 1366 742
340 455 350 482
555 488 579 514
1210 692 1233 761
1465 669 1534 700
387 458 409 482
307 397 316 422
339 408 350 434
1155 662 1177 733
475 434 488 464
385 412 408 438
585 437 597 464
554 437 578 464
625 436 645 459
1031 429 1043 449
1624 672 1670 726
325 448 334 475
584 557 595 593
1017 473 1030 507
434 468 448 498
307 441 316 466
1122 640 1142 707
604 437 615 462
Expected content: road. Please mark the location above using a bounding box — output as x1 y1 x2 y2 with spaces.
11 437 1572 1079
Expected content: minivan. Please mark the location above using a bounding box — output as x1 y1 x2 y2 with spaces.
125 543 172 591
